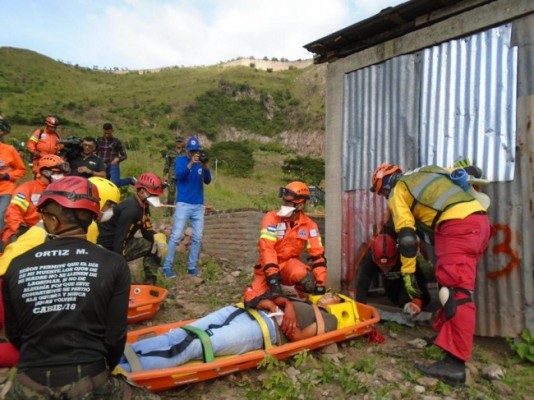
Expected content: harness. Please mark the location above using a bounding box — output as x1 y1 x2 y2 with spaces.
400 166 476 241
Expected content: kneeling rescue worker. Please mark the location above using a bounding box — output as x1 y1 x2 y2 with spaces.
244 181 327 307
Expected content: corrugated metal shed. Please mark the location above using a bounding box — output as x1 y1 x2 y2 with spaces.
305 0 534 337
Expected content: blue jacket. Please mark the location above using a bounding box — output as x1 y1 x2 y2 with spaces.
175 155 211 204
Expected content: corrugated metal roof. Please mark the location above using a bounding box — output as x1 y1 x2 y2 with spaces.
303 0 496 64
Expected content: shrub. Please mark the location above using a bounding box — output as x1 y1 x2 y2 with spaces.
209 141 255 177
282 156 325 186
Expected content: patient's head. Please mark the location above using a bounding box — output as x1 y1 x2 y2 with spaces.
317 293 342 307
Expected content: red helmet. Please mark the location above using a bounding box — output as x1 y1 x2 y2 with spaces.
134 173 164 196
370 163 402 194
38 176 100 217
371 233 398 272
279 181 310 204
45 116 58 128
38 154 68 173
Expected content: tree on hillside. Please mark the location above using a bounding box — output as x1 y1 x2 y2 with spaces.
209 141 255 178
282 156 324 186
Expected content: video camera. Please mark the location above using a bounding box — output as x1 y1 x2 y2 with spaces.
198 151 209 163
59 136 83 164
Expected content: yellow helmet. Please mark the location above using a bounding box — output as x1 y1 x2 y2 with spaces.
88 177 120 210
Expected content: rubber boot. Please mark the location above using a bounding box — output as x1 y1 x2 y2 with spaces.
415 352 466 385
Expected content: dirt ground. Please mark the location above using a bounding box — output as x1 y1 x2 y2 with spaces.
130 257 533 400
1 253 531 399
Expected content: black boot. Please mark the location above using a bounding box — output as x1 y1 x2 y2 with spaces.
415 352 466 385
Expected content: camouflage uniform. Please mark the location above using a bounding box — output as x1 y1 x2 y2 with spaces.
163 142 185 216
5 373 160 399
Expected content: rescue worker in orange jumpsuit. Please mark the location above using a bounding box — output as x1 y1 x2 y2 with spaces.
1 154 68 247
27 116 61 175
0 117 27 236
244 181 327 307
370 163 492 385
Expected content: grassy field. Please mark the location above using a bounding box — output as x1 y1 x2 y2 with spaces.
0 47 325 210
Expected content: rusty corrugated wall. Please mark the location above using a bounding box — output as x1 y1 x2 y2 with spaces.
342 23 532 336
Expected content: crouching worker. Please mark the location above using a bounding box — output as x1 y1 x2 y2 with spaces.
98 172 168 285
244 182 327 308
119 295 341 372
2 176 159 399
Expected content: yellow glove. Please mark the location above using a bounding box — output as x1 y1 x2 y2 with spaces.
453 157 471 168
151 233 168 258
402 273 422 299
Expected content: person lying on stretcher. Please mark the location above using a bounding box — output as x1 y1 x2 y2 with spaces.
119 294 341 372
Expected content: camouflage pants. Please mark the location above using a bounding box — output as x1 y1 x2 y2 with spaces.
166 180 176 206
4 374 160 399
124 238 161 285
165 181 176 217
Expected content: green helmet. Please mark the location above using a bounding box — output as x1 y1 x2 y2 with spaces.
0 117 11 134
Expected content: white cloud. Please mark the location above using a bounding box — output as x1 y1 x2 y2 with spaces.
3 0 405 69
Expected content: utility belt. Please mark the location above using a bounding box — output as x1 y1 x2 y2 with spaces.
19 359 109 390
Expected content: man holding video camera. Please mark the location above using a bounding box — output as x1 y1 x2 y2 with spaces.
162 136 211 279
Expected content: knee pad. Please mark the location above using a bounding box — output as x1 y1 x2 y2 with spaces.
439 287 457 319
398 227 417 258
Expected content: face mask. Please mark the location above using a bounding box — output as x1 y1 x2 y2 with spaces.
99 208 114 222
146 196 162 207
277 205 296 218
50 173 65 181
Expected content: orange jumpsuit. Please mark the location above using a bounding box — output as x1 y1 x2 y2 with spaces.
27 127 61 173
0 142 27 197
1 179 48 245
244 210 327 306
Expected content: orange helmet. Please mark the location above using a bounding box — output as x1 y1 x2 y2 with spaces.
279 181 310 204
45 116 58 129
370 163 402 194
134 173 164 196
38 154 68 173
38 176 100 217
371 233 398 272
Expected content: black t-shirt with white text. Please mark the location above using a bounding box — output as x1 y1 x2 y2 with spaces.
2 237 131 370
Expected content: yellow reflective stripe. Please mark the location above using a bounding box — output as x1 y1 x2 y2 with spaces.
11 197 29 212
260 229 277 241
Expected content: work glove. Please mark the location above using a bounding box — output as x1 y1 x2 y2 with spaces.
151 233 168 258
453 157 471 168
403 298 423 318
402 273 422 299
267 273 283 296
313 285 326 295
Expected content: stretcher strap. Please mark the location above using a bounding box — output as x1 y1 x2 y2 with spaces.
246 309 273 349
312 305 325 335
181 325 215 362
123 344 143 372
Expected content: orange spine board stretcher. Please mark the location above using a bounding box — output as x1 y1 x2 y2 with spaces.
126 295 380 392
128 285 168 324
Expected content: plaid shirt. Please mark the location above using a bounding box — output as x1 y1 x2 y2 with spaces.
96 136 128 167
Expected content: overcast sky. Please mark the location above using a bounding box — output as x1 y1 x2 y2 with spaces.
2 0 405 70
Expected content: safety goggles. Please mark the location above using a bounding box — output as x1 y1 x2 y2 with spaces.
278 187 310 202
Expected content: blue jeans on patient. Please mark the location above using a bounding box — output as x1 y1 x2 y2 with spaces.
119 305 276 371
163 202 204 274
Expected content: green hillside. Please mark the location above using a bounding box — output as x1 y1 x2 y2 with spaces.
0 47 326 211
